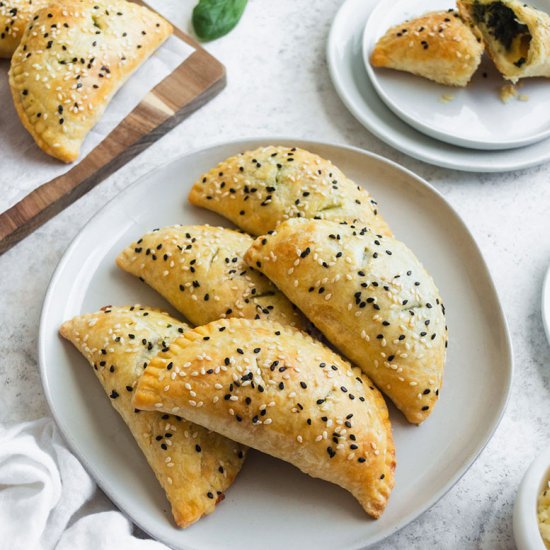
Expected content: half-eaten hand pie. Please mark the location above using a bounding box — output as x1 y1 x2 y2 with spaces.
458 0 550 82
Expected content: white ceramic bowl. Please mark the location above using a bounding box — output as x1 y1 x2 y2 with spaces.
514 448 550 550
542 265 550 346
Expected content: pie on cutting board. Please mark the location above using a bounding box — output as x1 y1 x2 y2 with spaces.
0 0 50 58
9 0 172 162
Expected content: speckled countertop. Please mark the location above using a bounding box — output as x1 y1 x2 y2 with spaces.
1 1 549 548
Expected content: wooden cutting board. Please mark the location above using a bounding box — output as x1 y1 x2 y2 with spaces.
0 6 225 255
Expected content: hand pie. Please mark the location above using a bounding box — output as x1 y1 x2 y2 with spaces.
370 10 484 87
458 0 550 82
188 146 392 237
60 305 246 528
245 219 447 425
116 225 310 331
9 0 172 162
133 318 395 519
0 0 50 58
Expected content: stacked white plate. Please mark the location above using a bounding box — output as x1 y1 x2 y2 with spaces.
327 0 550 172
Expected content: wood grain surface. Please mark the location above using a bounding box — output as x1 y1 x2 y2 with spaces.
0 7 225 255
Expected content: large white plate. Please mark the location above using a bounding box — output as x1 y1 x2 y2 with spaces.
39 138 512 549
328 0 550 171
363 0 550 150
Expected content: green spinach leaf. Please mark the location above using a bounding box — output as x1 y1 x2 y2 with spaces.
192 0 248 42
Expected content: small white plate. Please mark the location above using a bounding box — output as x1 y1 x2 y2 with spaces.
513 447 550 550
363 0 550 150
39 138 512 549
328 0 550 171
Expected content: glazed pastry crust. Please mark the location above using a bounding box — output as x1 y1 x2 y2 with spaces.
60 305 246 528
9 0 172 162
132 318 395 519
370 10 484 87
188 146 392 238
245 219 447 425
116 225 311 331
458 0 550 82
0 0 51 58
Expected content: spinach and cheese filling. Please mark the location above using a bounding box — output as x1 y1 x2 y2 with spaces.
472 1 532 67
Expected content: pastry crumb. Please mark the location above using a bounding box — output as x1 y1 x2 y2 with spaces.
440 94 455 103
500 84 518 103
499 83 529 103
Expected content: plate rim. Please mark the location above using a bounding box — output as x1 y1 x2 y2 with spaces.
361 0 550 151
326 0 550 172
38 136 514 549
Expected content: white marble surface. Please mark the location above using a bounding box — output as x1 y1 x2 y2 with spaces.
1 1 549 548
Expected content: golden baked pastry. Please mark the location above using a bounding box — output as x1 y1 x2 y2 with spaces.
132 318 396 519
370 10 484 87
9 0 172 162
188 146 392 237
0 0 50 58
458 0 550 82
245 219 447 425
60 305 246 528
116 225 310 330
